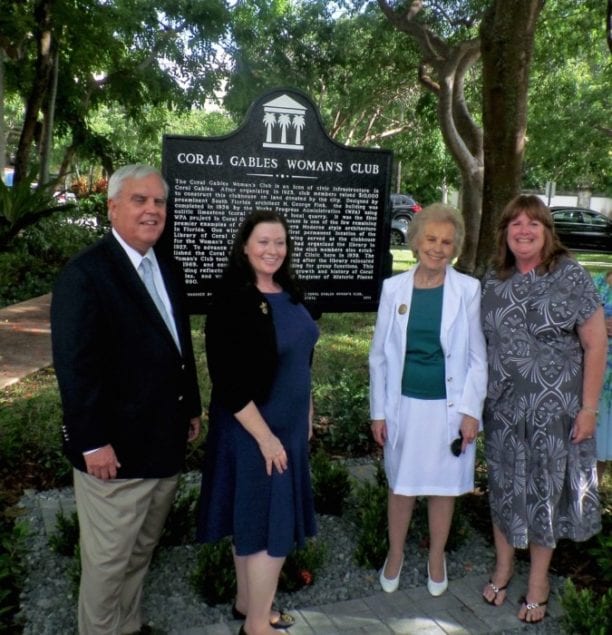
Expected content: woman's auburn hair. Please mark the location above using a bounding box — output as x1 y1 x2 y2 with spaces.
492 194 570 279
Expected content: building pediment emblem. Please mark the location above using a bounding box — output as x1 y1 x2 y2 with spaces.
262 94 307 150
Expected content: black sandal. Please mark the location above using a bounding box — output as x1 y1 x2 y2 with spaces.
482 577 511 606
518 595 549 623
232 604 295 629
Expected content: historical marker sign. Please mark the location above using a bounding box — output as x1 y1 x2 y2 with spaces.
160 87 393 313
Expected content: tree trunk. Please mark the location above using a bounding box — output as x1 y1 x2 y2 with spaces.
39 47 59 186
377 1 484 272
13 0 54 186
475 0 545 276
0 50 6 173
455 170 483 272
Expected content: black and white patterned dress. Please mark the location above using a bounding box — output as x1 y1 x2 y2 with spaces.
481 257 601 549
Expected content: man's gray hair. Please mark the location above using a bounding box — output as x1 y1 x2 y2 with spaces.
107 164 168 200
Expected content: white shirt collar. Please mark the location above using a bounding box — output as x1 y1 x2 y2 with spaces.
111 228 158 271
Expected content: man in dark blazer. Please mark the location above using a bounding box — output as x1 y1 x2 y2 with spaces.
51 164 201 635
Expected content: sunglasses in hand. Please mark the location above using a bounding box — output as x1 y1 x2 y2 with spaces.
450 430 463 457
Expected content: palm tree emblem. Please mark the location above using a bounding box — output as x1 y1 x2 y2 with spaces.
263 112 277 143
278 114 292 144
292 114 305 145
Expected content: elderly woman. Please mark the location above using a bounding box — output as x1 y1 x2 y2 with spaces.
370 204 487 597
480 195 606 624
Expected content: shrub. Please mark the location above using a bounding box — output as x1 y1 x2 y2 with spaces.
560 578 612 634
0 374 72 488
351 463 388 569
588 515 612 584
407 497 471 553
191 537 236 605
0 520 28 631
0 203 104 307
310 450 352 516
48 508 79 557
158 478 199 548
279 538 327 593
313 368 374 456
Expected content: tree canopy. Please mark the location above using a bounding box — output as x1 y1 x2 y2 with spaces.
1 0 610 264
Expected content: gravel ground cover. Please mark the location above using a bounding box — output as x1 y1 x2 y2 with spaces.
15 473 564 634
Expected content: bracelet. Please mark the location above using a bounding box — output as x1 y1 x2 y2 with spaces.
581 405 599 415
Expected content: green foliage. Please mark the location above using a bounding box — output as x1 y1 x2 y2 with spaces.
0 372 72 487
158 478 200 548
351 463 388 569
560 579 612 635
0 172 78 251
0 202 104 308
588 518 612 584
0 520 28 630
191 538 236 605
48 508 79 558
279 538 327 593
310 450 352 516
313 368 374 456
5 1 231 179
408 497 471 553
525 0 611 192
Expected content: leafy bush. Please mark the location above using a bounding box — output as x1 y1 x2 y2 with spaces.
279 538 327 593
158 478 199 548
313 368 374 456
560 578 612 635
0 374 72 488
0 199 105 308
311 450 352 516
191 537 236 605
407 497 471 553
0 520 28 631
351 463 388 569
588 515 612 584
48 508 79 557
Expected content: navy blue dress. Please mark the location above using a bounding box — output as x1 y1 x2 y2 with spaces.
197 291 319 557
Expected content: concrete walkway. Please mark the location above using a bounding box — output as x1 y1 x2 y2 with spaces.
0 293 52 389
5 295 564 634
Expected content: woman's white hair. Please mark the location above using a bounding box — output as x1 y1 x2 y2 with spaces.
407 203 465 258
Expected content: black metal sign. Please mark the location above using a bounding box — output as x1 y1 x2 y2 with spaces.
160 87 393 313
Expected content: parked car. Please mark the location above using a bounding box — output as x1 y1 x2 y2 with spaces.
390 193 422 214
389 206 416 246
53 190 77 205
550 206 612 253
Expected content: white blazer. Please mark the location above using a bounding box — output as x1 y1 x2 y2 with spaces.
369 265 488 449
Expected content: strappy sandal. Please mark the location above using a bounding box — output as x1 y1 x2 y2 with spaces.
518 595 549 623
232 604 295 629
482 577 512 606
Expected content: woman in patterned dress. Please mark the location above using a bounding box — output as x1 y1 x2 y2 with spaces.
480 195 607 624
593 269 612 482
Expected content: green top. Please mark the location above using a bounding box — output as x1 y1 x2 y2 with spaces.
401 285 446 399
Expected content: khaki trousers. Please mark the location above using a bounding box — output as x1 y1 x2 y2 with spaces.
73 469 179 635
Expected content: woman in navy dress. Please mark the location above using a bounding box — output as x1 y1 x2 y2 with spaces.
197 210 318 635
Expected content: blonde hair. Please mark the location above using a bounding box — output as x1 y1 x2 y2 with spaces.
407 203 465 259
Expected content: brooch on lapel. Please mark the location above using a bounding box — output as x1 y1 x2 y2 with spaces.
398 304 407 315
260 301 268 315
